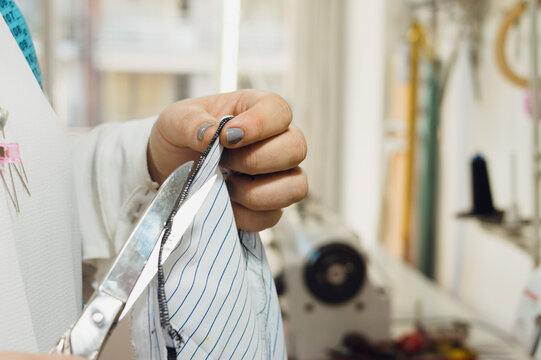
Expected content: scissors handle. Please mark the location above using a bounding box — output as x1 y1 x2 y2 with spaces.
50 291 124 359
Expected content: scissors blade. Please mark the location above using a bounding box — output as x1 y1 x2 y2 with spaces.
97 161 196 302
119 173 217 319
63 161 197 357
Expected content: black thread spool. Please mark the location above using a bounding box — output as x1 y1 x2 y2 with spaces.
458 154 503 222
471 154 496 215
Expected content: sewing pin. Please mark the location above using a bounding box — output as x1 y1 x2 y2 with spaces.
0 147 19 212
0 107 8 139
11 163 30 196
0 109 30 189
0 170 19 212
7 161 20 212
18 160 29 185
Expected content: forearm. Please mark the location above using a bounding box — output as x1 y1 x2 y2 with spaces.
70 118 156 260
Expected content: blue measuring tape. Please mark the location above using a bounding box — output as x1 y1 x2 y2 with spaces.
0 0 43 87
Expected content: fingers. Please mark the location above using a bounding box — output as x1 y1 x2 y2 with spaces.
218 91 293 148
220 126 307 175
149 89 302 192
149 101 219 183
227 167 308 211
156 90 293 152
155 101 219 153
231 203 283 232
191 90 293 149
227 166 308 231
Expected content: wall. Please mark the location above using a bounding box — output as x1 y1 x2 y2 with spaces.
434 0 535 330
337 0 537 331
334 0 538 332
339 0 387 246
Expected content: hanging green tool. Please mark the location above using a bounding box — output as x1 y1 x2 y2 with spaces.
417 59 441 278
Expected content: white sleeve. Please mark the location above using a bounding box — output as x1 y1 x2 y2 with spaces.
71 117 158 261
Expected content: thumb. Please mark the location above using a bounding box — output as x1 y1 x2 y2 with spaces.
149 102 222 183
156 102 220 153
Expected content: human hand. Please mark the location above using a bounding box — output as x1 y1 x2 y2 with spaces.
147 89 308 232
0 354 83 360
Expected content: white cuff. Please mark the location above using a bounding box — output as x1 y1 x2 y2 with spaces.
71 117 157 261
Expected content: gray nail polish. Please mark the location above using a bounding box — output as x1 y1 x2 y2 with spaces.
226 128 244 145
197 123 214 141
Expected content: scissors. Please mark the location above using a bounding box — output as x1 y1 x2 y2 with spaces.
51 160 217 359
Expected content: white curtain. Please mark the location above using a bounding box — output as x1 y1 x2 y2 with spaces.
292 0 346 212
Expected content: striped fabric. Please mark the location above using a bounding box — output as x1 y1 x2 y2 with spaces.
131 136 286 359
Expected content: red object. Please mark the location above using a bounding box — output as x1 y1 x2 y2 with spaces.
398 331 425 353
524 288 539 302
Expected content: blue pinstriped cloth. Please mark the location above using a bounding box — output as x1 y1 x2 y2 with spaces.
0 0 42 87
131 136 286 359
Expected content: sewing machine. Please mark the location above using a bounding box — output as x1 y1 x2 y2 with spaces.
272 199 391 360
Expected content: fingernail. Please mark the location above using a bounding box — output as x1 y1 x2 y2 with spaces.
220 149 230 164
197 123 215 141
226 179 234 196
226 128 244 145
